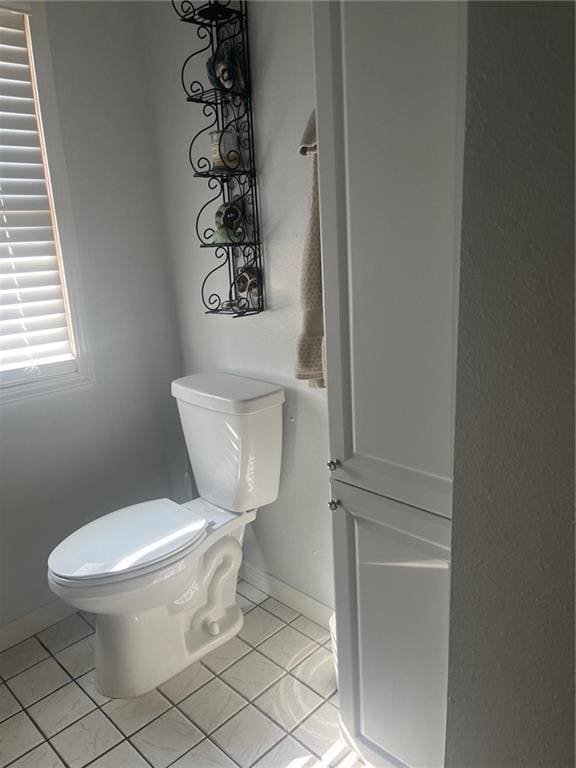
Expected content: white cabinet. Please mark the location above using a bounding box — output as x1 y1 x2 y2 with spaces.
333 483 451 768
312 2 466 765
314 0 466 520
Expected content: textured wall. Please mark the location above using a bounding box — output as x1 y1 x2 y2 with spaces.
0 2 184 626
445 3 574 766
140 2 334 608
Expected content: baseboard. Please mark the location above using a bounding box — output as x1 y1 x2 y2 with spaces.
239 562 333 628
0 600 76 651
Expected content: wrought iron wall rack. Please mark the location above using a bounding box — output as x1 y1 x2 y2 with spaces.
172 0 264 317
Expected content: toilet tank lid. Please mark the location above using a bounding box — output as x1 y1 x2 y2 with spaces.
171 373 285 415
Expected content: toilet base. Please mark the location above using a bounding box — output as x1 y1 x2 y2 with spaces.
91 531 246 698
95 602 243 698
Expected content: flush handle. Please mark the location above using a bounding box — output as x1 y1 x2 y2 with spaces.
328 499 341 511
327 459 341 472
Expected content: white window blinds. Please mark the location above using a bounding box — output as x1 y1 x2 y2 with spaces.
0 7 75 380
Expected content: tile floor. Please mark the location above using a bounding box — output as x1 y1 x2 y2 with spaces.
0 583 363 768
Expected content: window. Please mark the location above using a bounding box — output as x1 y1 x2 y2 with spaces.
0 5 84 396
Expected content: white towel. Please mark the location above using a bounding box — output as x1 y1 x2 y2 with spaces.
295 111 325 388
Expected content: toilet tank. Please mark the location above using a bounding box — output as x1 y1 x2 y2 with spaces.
171 373 285 512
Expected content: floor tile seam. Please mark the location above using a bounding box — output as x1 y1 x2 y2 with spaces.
175 692 251 740
180 692 288 768
6 636 89 709
236 587 267 605
0 685 31 720
203 648 251 676
2 669 71 728
2 735 49 768
175 686 290 764
42 723 70 768
251 619 324 657
163 737 243 768
0 613 93 671
249 680 327 734
240 619 292 652
163 667 218 707
245 727 286 768
99 689 173 740
289 726 336 764
288 669 338 703
34 630 95 659
51 696 128 751
252 602 302 626
23 688 98 741
82 738 155 768
255 636 321 674
77 613 96 630
35 615 95 656
41 690 169 764
34 632 96 681
0 706 24 725
236 614 286 648
289 618 332 645
244 730 303 768
0 653 52 685
0 636 50 675
206 731 258 768
213 647 333 710
214 717 286 768
126 725 172 768
212 662 288 704
222 645 287 679
7 675 87 718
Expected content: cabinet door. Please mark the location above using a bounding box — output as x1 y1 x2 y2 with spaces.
313 1 466 518
332 481 451 767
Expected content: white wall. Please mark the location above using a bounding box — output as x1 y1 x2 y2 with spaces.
446 3 574 765
0 2 185 626
140 1 334 608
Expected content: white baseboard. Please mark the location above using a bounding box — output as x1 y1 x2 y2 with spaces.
239 561 333 629
0 600 76 651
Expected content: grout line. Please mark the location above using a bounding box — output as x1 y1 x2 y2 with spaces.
3 597 339 768
35 612 94 647
246 732 292 768
250 676 327 734
0 653 53 684
3 739 52 768
255 636 320 674
82 739 154 768
211 664 288 707
162 737 242 768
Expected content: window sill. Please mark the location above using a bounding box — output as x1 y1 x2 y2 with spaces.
0 363 94 405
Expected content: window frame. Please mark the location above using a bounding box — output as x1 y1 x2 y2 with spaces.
0 0 93 404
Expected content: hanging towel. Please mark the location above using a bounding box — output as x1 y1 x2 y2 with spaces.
295 110 325 388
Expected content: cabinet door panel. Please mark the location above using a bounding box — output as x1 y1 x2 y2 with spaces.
332 481 451 768
314 1 466 517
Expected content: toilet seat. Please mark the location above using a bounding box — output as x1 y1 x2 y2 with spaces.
48 499 208 586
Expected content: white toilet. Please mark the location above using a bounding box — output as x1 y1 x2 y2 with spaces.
47 373 284 698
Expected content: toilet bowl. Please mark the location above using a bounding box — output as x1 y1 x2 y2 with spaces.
47 373 284 698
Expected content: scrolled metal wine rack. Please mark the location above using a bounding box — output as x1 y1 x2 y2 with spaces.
172 0 264 317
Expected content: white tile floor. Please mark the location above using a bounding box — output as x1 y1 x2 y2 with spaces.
0 583 362 768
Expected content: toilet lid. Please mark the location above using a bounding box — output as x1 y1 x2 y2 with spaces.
48 499 207 580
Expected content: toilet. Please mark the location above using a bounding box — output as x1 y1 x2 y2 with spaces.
47 373 284 698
